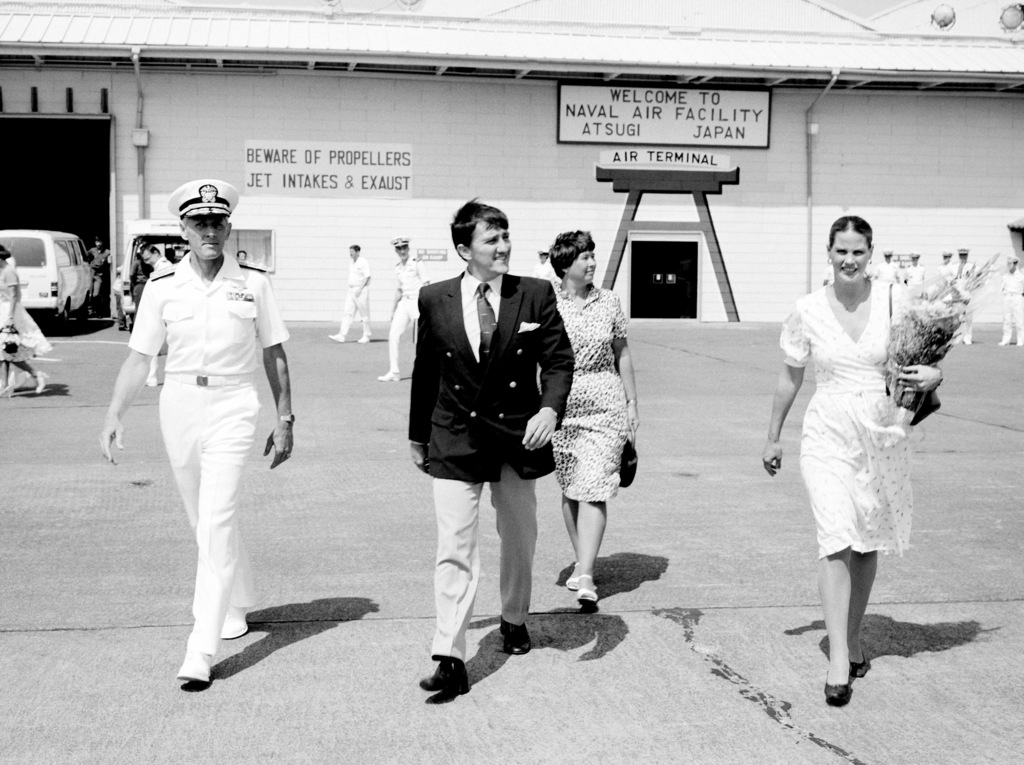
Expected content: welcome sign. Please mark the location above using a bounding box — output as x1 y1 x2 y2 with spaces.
559 84 770 148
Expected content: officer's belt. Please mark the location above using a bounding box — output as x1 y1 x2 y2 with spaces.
165 373 253 387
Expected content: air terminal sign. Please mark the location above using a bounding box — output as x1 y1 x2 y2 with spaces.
559 84 770 147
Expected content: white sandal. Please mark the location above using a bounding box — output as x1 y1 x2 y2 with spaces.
565 562 580 591
576 574 598 605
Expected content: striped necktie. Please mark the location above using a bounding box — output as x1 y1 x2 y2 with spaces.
477 283 497 360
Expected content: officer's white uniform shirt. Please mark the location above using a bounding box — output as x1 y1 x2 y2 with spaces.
904 264 926 288
938 262 957 283
1002 268 1024 295
347 256 372 288
872 261 898 283
532 260 557 282
129 252 289 376
396 258 428 298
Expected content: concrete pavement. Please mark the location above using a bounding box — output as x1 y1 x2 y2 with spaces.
1 318 1021 764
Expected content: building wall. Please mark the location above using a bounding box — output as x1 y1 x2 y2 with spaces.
3 67 1021 323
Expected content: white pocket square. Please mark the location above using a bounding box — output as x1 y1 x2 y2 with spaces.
518 322 541 333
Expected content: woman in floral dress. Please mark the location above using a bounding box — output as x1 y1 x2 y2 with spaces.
0 244 51 395
762 216 942 706
549 231 639 608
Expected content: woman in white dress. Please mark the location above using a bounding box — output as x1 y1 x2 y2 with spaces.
762 216 942 706
0 244 51 395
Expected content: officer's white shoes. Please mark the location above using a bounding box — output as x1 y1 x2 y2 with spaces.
377 372 401 382
357 335 371 344
999 340 1010 346
328 334 346 342
145 377 158 387
221 607 249 640
177 650 213 683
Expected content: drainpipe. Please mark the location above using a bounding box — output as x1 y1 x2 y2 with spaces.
132 47 147 219
805 69 840 293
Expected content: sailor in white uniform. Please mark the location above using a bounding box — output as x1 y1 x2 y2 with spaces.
100 178 294 686
377 237 429 382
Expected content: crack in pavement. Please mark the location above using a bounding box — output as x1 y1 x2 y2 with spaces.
655 607 870 765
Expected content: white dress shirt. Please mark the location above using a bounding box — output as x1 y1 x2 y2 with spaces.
460 272 502 363
347 256 371 288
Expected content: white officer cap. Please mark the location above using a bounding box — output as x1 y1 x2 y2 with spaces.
168 179 239 219
910 252 920 260
942 251 953 258
1009 254 1020 263
391 237 410 247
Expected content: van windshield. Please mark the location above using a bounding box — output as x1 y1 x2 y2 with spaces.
0 237 46 268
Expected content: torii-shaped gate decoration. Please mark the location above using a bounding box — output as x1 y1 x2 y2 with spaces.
596 165 741 322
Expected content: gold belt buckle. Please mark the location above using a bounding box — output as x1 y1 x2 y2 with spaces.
196 375 208 386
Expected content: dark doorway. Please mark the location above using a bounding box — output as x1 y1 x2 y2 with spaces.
0 117 111 243
630 240 698 318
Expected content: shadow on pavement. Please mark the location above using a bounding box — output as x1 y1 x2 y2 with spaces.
554 551 669 600
212 596 380 681
449 608 630 702
784 613 997 660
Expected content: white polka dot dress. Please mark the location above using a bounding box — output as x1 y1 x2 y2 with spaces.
781 285 913 559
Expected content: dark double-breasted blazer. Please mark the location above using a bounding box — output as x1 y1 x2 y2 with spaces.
409 273 574 482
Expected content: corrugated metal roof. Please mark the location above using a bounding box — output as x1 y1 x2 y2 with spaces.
2 1 1024 88
490 0 875 34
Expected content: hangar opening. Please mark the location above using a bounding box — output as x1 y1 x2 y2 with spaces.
0 116 111 245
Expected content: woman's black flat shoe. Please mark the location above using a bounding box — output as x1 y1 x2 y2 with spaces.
824 680 852 707
850 657 871 679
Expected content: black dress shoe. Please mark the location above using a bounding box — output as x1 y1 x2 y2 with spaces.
419 658 469 697
850 656 871 679
500 618 531 655
824 679 852 707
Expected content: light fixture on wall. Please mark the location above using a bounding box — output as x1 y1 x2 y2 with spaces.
132 128 150 147
930 4 956 30
999 3 1024 30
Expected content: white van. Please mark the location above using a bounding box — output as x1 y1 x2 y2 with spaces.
120 219 188 328
0 230 92 321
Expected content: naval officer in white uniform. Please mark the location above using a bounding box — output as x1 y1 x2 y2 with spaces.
100 179 294 686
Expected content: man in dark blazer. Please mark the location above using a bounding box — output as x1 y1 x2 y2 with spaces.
409 200 574 699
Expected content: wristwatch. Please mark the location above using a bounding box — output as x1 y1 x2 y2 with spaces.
279 413 296 424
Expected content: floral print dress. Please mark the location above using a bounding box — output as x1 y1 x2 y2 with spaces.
782 284 913 559
552 284 629 501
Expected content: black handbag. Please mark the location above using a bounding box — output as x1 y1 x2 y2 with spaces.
619 439 638 488
910 390 941 426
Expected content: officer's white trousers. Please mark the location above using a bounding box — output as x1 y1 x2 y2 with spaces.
1001 293 1024 344
387 296 419 375
160 380 260 656
338 287 370 339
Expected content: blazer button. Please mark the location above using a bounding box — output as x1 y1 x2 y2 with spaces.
469 411 477 418
446 351 452 357
454 384 461 390
509 381 517 388
516 349 523 355
498 413 504 419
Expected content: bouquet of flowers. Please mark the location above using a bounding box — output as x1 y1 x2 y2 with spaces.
884 254 1001 417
